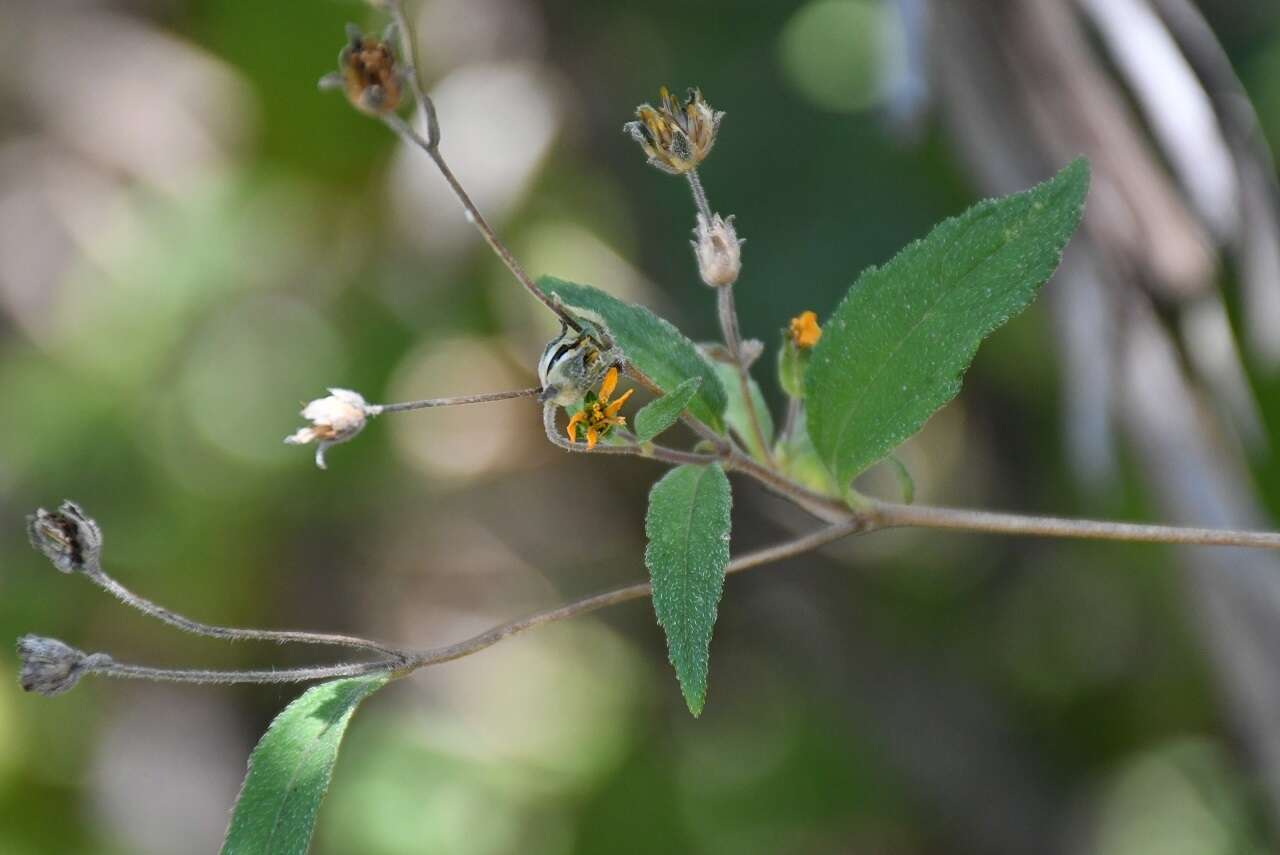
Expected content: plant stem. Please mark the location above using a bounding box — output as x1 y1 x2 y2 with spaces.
379 114 586 336
83 568 409 661
686 169 713 222
386 0 439 147
94 660 396 686
717 285 775 464
400 519 864 669
374 387 541 414
866 501 1280 549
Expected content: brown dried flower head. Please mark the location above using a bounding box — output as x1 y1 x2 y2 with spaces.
332 24 403 115
624 87 723 175
27 500 103 574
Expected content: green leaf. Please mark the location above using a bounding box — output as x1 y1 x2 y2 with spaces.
708 358 775 462
645 463 733 717
807 158 1089 487
222 674 390 855
538 276 728 431
634 377 702 442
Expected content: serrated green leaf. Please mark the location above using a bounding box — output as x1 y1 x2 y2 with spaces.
708 358 775 461
807 158 1089 487
645 463 732 717
538 276 728 431
634 377 702 442
222 674 390 855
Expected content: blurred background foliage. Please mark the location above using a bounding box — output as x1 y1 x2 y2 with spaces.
2 0 1280 852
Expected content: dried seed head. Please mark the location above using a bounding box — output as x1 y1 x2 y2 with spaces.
16 635 108 696
27 501 103 574
692 213 743 287
624 87 723 175
285 388 375 469
324 24 404 116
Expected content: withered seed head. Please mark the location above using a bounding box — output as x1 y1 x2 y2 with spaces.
623 87 723 175
328 24 404 116
27 501 102 574
16 635 108 696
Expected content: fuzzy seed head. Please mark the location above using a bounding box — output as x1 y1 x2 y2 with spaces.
16 635 105 696
27 501 102 574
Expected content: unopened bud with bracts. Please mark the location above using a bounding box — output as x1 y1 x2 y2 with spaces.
27 501 102 574
692 213 742 287
16 635 109 696
319 23 404 116
285 388 378 469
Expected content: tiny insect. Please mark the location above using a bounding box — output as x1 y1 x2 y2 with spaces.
538 321 623 405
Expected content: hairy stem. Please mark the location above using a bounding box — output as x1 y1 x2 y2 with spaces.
400 519 865 669
686 169 713 222
84 567 409 661
867 501 1280 549
95 659 396 686
386 0 439 147
375 387 541 414
380 113 586 337
716 286 775 464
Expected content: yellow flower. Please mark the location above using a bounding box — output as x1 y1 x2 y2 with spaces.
565 366 634 450
624 87 723 175
788 311 822 349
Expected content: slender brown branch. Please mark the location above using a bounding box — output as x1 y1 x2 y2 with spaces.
867 501 1280 549
385 0 439 146
374 387 541 414
401 519 865 670
380 114 586 336
81 522 863 686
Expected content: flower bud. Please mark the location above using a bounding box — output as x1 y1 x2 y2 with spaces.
16 635 107 696
285 388 374 469
788 311 822 349
692 213 743 287
778 311 823 399
27 501 102 574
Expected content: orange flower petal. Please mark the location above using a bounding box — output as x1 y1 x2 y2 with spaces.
586 428 598 450
566 410 585 443
605 387 634 418
599 366 619 402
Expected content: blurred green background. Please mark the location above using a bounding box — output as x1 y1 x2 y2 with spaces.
3 0 1280 852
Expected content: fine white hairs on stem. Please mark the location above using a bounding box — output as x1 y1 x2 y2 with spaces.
27 501 102 574
16 635 111 696
285 388 377 469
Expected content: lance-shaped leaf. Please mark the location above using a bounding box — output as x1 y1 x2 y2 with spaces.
222 674 390 855
645 463 732 716
806 158 1089 487
538 276 728 431
633 377 703 442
